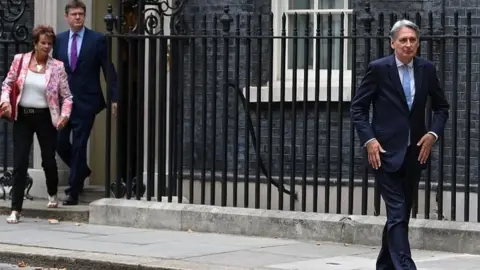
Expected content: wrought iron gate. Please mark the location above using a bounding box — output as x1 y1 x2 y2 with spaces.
0 0 33 200
103 1 480 223
103 0 185 199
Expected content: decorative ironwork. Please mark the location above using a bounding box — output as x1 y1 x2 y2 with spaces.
359 1 375 34
145 0 185 17
105 0 187 35
0 171 33 201
0 0 29 41
0 0 31 201
143 7 160 35
142 0 187 35
219 6 233 34
110 176 146 199
104 4 115 34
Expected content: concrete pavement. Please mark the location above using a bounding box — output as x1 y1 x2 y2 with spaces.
0 264 36 270
0 216 477 269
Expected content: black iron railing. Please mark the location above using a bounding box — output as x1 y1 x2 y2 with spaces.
0 0 33 200
103 3 480 223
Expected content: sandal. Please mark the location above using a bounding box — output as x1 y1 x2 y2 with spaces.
6 211 20 224
47 195 58 208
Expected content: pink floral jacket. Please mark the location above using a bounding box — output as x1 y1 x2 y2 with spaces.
1 52 73 126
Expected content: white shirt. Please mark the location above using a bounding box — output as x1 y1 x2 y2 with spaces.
19 70 48 108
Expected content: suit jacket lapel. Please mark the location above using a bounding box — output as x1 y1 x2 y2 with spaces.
62 33 71 72
45 57 53 88
387 55 409 111
16 52 32 91
411 57 423 112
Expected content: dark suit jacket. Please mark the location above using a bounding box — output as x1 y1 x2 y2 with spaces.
53 27 118 116
350 54 449 172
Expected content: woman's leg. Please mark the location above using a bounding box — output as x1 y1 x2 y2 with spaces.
10 112 34 213
34 111 58 198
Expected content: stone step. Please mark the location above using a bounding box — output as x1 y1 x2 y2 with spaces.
0 198 89 223
0 191 92 223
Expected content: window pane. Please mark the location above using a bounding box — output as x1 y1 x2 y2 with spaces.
318 14 344 70
287 14 314 69
318 0 345 9
289 0 312 9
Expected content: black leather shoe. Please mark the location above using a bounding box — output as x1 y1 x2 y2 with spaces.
65 187 84 196
63 195 78 206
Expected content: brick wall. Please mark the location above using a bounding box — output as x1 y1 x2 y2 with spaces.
0 0 34 169
177 0 479 188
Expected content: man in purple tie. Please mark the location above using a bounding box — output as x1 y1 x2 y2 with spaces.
53 0 118 205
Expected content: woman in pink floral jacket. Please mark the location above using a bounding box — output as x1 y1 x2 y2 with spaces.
0 25 73 223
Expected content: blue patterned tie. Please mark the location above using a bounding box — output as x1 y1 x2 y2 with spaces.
402 65 412 110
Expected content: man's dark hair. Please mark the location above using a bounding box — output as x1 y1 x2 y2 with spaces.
65 0 86 14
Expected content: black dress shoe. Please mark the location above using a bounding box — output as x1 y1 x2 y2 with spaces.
63 195 78 205
64 186 84 196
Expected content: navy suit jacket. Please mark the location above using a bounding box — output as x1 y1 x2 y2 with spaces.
53 27 118 116
350 55 449 172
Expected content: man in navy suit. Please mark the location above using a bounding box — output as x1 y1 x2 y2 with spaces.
350 20 449 269
53 0 118 205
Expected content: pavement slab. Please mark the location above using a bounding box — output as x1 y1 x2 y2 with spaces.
0 216 477 269
0 199 89 223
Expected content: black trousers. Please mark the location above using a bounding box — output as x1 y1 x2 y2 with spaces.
11 107 58 212
374 147 421 270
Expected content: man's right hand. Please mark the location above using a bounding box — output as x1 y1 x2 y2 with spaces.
366 139 386 170
0 102 12 118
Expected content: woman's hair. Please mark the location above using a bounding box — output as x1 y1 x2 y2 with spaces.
32 24 56 46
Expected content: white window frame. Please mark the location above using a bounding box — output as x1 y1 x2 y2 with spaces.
244 0 353 103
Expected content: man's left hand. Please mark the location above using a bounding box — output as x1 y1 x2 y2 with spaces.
112 103 117 116
417 133 436 164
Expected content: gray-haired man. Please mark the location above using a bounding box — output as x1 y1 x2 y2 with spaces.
350 20 450 269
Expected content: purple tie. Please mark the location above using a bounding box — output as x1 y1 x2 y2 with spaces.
70 33 78 71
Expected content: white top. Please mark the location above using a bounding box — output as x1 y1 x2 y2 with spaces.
19 70 48 108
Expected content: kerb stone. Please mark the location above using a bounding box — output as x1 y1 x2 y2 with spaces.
89 198 480 254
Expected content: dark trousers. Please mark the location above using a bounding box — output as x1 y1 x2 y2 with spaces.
375 148 421 270
11 107 58 212
56 112 95 198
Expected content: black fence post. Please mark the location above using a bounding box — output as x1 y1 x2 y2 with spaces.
104 4 115 198
220 6 233 207
360 2 375 34
373 12 383 217
359 1 375 216
94 4 480 224
464 11 472 222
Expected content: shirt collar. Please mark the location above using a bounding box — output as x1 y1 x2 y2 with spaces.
395 56 413 68
69 26 85 39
